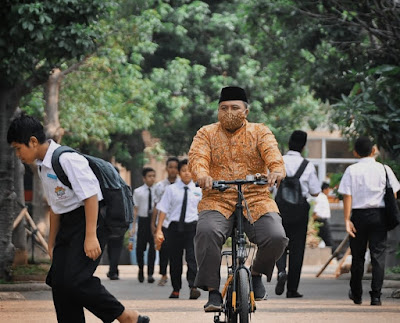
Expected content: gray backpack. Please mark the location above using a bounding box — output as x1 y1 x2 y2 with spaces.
52 146 133 237
275 159 309 223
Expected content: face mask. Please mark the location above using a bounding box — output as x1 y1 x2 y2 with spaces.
218 111 246 132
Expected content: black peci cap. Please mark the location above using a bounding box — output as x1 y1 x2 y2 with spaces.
218 86 248 103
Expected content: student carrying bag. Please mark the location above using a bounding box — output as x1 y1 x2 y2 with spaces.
275 159 309 224
52 146 134 237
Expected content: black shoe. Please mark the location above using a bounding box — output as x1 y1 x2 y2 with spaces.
252 274 267 300
138 269 144 283
189 288 201 299
348 289 362 305
148 275 155 283
138 315 150 323
286 291 303 298
369 291 382 306
169 291 180 299
204 290 223 312
107 273 119 280
275 271 287 296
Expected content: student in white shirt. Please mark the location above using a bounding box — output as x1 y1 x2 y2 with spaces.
312 182 334 252
151 157 179 286
338 136 400 306
275 130 320 299
132 168 156 284
154 159 202 300
7 114 149 323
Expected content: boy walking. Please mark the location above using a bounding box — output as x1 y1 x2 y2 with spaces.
7 114 149 323
154 159 201 299
312 182 334 252
151 157 180 286
338 136 400 306
132 167 156 283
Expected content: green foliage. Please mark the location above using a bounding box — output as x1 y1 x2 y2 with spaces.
17 0 400 168
331 65 400 161
329 173 344 200
386 266 400 275
0 0 115 87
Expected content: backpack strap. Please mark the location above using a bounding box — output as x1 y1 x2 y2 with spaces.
293 159 309 179
51 146 78 189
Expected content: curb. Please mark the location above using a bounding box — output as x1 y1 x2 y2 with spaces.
0 282 50 292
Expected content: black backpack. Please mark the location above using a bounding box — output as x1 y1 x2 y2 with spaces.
275 159 309 223
51 146 134 237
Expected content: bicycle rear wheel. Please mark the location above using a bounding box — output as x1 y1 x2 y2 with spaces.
237 268 250 323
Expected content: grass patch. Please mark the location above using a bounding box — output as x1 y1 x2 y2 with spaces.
387 266 400 275
12 263 50 276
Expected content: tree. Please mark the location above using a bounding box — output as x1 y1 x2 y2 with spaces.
142 0 328 154
0 0 114 280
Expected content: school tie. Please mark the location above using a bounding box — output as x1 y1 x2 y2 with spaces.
178 186 188 232
148 188 152 216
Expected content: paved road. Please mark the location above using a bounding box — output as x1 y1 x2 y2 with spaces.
1 264 399 323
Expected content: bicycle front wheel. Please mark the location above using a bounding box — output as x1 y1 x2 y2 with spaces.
226 284 237 323
237 268 250 323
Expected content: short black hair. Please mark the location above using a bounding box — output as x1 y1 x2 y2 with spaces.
288 130 307 152
142 167 155 177
166 157 179 166
354 136 373 157
7 113 46 146
178 159 188 172
321 182 330 191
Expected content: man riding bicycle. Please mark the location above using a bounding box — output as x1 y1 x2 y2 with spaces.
188 86 289 312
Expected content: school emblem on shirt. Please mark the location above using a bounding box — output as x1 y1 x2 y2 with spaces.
55 186 66 198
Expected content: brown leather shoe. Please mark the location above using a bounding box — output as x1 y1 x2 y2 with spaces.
190 288 201 299
169 291 180 299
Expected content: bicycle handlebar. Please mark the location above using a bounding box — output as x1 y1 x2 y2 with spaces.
211 174 268 191
195 174 269 191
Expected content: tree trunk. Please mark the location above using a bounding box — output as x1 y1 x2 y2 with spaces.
30 164 49 261
44 68 65 143
11 153 27 265
128 131 146 190
23 68 66 261
0 86 21 280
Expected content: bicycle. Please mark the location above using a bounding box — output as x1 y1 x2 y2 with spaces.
211 174 267 323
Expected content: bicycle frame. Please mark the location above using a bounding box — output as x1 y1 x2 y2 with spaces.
213 176 266 323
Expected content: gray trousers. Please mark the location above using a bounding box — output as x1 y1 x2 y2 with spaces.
194 210 288 291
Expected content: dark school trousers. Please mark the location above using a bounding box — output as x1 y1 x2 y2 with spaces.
136 216 155 276
167 221 198 291
159 226 169 276
315 218 334 249
276 203 310 293
46 206 124 323
350 208 387 297
194 211 288 291
107 234 124 276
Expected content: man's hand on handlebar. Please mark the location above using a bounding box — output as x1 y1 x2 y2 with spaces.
265 171 285 188
197 175 214 190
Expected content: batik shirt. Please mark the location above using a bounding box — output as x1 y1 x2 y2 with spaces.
188 120 285 222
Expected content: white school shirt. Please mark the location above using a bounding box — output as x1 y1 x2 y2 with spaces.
283 150 321 197
157 180 202 227
133 184 155 218
36 140 103 215
154 178 180 228
313 193 331 219
338 157 400 209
